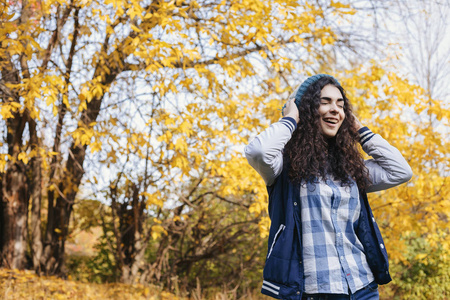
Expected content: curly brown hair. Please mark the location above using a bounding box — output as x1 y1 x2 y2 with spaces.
284 77 370 190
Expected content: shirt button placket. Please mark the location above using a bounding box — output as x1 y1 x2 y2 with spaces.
336 232 342 245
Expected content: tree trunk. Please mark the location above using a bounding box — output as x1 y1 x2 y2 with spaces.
0 46 29 271
47 143 87 274
0 162 29 269
114 182 149 284
29 118 43 273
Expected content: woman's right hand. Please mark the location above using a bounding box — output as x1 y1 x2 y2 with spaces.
283 98 300 123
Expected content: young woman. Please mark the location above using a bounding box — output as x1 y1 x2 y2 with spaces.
245 74 412 300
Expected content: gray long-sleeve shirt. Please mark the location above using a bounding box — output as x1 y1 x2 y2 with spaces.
244 117 413 192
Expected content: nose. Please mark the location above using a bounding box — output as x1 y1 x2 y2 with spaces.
329 102 339 113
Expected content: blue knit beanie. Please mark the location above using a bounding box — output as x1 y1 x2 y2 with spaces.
282 74 340 116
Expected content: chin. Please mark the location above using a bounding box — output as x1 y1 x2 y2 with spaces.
322 131 338 139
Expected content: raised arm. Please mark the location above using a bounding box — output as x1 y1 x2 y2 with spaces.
358 127 413 193
244 98 299 186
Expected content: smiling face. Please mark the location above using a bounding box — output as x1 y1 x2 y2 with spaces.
318 84 346 138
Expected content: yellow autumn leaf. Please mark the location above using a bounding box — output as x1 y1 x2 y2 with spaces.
151 225 167 240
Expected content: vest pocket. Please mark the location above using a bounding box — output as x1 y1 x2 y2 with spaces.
267 224 285 259
263 224 301 286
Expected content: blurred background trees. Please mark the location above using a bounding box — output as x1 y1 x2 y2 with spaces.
0 0 448 299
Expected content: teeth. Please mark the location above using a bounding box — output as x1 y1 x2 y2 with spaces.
324 118 337 124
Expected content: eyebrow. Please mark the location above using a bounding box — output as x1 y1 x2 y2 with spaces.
320 97 344 101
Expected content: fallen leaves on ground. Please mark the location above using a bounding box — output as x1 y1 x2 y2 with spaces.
0 268 179 300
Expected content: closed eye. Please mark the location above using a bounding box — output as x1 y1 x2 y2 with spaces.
320 97 345 109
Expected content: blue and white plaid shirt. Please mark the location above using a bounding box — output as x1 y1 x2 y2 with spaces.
300 177 374 294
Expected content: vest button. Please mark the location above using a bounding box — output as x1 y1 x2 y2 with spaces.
296 291 300 295
294 202 297 206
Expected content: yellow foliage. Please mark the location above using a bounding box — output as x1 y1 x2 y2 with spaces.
1 0 448 297
17 152 28 164
151 225 168 240
141 191 164 208
0 154 9 172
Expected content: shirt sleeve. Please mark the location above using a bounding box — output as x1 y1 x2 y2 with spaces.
244 117 297 186
359 127 413 193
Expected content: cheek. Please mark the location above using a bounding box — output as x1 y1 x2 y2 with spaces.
317 106 325 115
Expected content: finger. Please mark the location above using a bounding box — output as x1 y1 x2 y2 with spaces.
290 98 297 108
285 98 294 108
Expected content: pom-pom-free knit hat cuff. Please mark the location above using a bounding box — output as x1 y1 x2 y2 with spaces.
282 74 339 116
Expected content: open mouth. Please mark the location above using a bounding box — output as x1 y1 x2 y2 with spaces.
323 118 338 124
